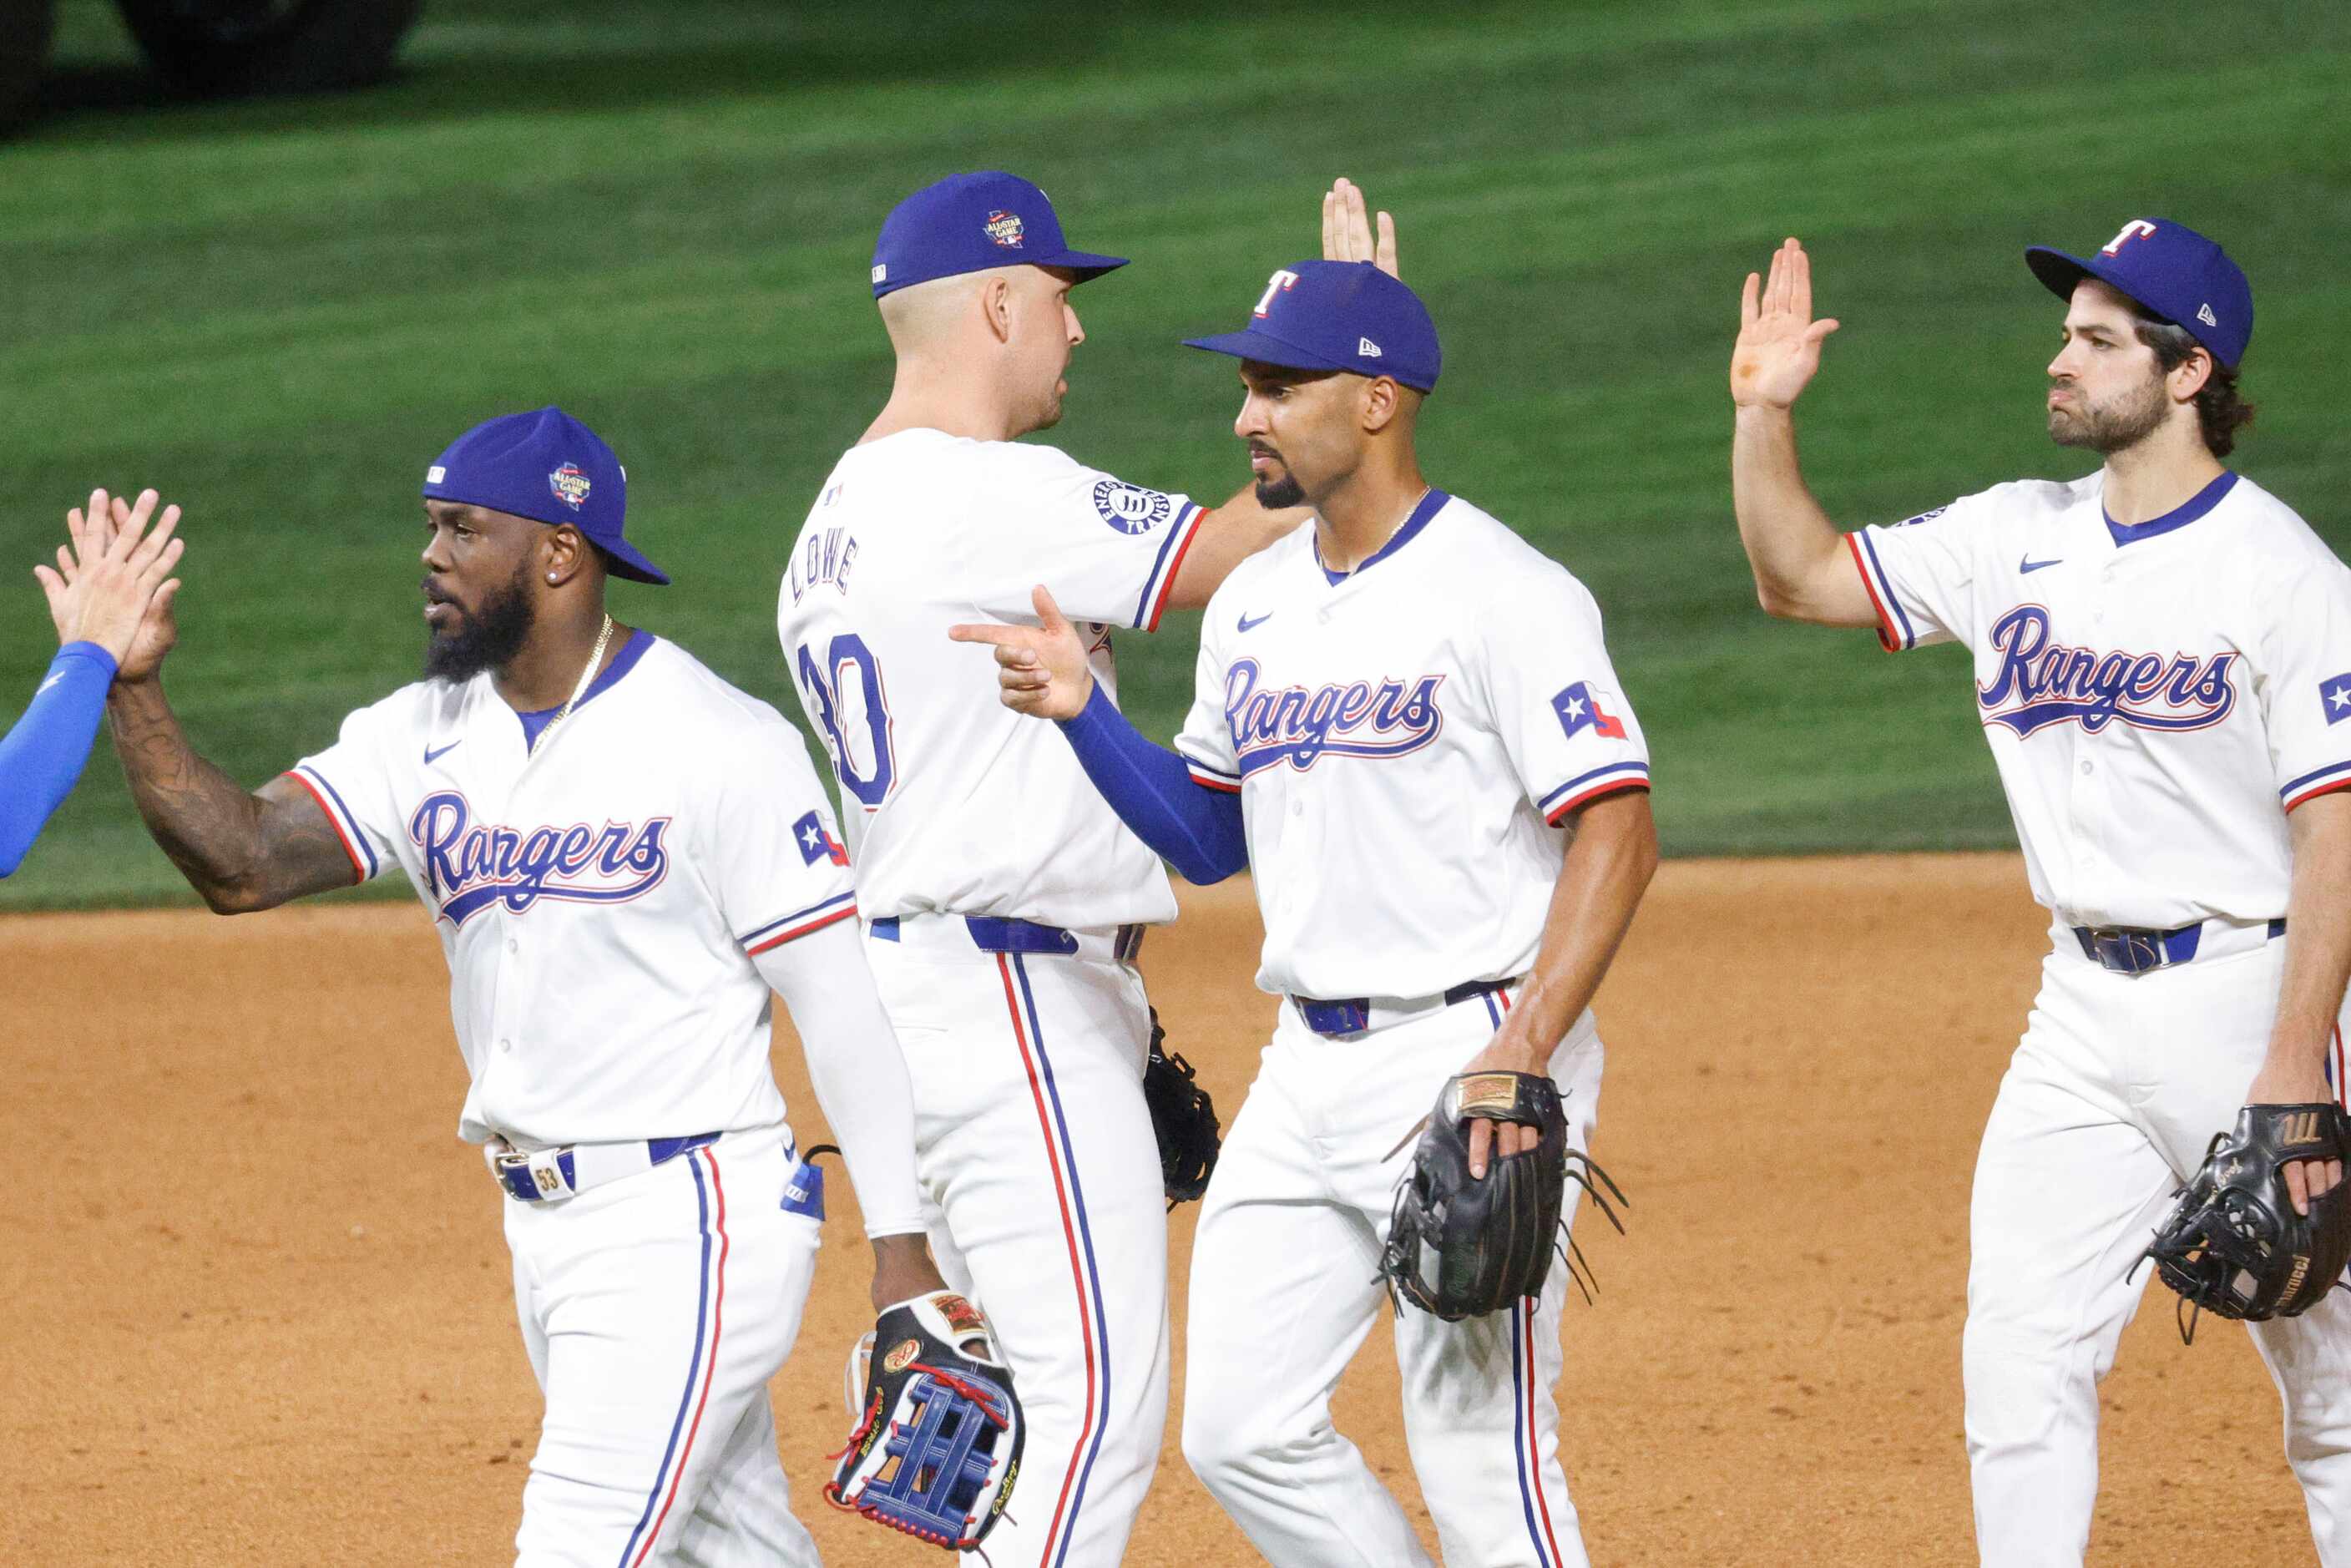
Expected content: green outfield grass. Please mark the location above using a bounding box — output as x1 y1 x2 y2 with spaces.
3 0 2345 908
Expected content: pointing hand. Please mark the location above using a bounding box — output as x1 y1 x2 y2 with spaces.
947 584 1095 721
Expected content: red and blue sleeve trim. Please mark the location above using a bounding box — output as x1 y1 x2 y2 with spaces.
282 765 374 883
2282 760 2351 811
1132 503 1206 632
1539 761 1650 825
1844 530 1915 653
741 889 858 955
1178 748 1241 794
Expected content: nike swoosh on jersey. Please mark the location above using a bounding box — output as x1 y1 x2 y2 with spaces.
2019 555 2063 574
1237 611 1274 633
423 741 463 765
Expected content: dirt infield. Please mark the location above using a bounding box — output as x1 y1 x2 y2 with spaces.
3 855 2317 1565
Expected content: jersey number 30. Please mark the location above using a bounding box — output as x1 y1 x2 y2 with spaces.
795 635 897 807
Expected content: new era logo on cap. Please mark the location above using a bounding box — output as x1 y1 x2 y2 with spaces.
1358 336 1382 357
427 466 447 483
2198 303 2217 326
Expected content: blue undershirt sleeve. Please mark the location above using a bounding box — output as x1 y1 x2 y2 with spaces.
1055 680 1247 884
0 642 119 878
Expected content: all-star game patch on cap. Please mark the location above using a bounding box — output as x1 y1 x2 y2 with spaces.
1182 260 1442 392
2026 217 2253 369
422 407 670 585
870 171 1129 299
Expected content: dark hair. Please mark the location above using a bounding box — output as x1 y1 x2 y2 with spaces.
2131 313 2256 458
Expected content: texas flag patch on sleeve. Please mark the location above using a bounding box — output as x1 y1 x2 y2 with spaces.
2323 672 2351 726
1552 680 1627 741
793 809 850 867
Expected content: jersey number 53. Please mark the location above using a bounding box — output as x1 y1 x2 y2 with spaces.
795 634 897 808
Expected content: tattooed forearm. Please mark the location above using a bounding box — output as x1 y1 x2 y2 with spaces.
106 680 353 911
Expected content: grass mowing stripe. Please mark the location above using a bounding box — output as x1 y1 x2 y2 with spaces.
2 0 2342 907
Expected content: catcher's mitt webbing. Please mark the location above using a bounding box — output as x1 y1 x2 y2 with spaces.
1143 1008 1221 1208
1378 1071 1627 1321
2139 1102 2351 1343
827 1291 1024 1550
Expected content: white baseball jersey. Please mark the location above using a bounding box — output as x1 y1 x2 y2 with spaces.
286 631 859 1147
778 427 1206 929
1850 469 2351 929
1174 489 1651 1000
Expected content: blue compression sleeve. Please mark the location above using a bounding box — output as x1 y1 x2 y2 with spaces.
0 642 118 877
1054 680 1247 884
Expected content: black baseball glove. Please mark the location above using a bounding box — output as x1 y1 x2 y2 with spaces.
826 1290 1024 1550
1379 1070 1626 1321
2140 1102 2351 1342
1142 1007 1220 1208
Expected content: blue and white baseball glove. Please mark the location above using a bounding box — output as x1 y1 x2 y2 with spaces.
826 1289 1024 1551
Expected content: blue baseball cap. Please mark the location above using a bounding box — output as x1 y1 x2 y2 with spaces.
871 172 1127 298
2026 217 2252 369
422 407 670 586
1182 260 1441 392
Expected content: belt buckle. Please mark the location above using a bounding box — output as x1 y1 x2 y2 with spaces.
493 1145 576 1202
2084 927 2164 975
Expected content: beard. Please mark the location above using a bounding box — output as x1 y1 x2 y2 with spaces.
2048 367 2169 454
1254 473 1307 508
423 558 536 682
1250 445 1306 508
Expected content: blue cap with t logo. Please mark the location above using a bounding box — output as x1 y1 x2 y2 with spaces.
2026 217 2252 369
1182 260 1441 392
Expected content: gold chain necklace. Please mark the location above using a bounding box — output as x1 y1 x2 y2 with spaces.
529 614 614 756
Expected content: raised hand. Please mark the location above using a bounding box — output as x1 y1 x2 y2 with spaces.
1322 176 1399 278
1732 237 1841 409
33 487 185 669
946 584 1095 720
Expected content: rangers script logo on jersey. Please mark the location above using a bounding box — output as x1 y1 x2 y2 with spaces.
1223 657 1446 776
410 790 672 925
1975 604 2237 737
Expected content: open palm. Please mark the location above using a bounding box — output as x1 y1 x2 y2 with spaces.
1732 238 1840 409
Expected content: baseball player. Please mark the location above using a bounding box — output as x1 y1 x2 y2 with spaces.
777 171 1374 1565
106 407 957 1566
1727 223 2351 1563
955 255 1659 1565
3 488 182 876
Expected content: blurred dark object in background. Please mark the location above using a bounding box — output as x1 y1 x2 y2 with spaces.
3 0 422 130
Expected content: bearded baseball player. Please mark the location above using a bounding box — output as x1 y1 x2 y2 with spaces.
776 173 1390 1565
955 246 1659 1565
1728 224 2351 1563
105 407 973 1566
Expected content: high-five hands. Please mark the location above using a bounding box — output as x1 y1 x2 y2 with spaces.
947 586 1095 721
1322 176 1399 278
33 488 185 669
1732 237 1841 409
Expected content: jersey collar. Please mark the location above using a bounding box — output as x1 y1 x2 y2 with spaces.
513 628 655 748
1312 488 1450 587
2103 470 2236 548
